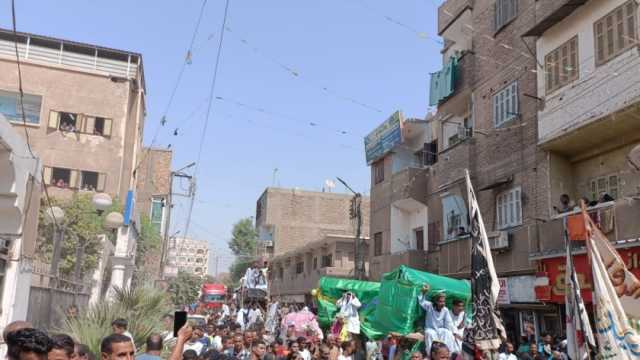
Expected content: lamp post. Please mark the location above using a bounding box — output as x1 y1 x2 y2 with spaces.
44 206 64 329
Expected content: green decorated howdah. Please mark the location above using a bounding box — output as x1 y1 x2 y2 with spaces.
315 266 471 340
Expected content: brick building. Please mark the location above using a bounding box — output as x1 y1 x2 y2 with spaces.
269 235 369 303
170 237 210 277
255 187 370 258
135 148 173 281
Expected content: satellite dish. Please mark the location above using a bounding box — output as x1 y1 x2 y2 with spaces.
324 179 336 192
628 144 640 171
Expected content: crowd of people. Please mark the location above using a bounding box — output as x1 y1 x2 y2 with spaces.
0 284 572 360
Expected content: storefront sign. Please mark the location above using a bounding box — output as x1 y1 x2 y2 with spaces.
364 111 403 164
497 278 510 304
539 246 640 303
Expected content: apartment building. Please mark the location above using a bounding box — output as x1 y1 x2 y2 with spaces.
522 0 640 322
269 235 369 303
0 28 147 302
135 148 173 280
255 187 370 259
0 28 146 203
366 111 437 280
0 115 41 329
172 237 210 277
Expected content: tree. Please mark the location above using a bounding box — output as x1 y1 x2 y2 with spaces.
133 214 163 283
37 194 121 278
60 285 172 356
227 217 258 284
167 270 202 307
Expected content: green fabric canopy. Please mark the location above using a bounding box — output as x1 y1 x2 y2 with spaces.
369 265 471 338
315 266 471 340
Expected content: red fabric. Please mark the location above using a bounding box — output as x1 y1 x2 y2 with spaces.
567 215 586 241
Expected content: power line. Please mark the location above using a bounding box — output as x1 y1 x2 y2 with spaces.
134 0 209 172
11 0 60 231
183 0 232 240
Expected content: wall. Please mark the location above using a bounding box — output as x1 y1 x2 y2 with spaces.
536 0 640 143
441 9 473 61
259 188 369 256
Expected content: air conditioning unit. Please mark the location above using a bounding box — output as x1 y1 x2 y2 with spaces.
487 231 511 251
457 126 472 140
262 240 274 248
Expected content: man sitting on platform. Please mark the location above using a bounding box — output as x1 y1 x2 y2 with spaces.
417 284 455 353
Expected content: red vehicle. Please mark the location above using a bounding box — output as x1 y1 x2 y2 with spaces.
199 283 227 310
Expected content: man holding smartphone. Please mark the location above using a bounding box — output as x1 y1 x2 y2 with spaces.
336 292 362 337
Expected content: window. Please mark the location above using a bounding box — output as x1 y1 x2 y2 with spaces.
80 171 98 191
151 197 165 234
196 258 203 264
374 232 383 256
545 37 579 94
296 261 304 274
594 1 637 65
442 195 469 240
43 166 105 191
313 257 318 270
590 174 619 201
48 111 113 137
196 249 204 255
495 0 518 31
414 228 424 251
493 81 519 127
497 187 522 229
321 254 333 268
373 160 385 184
50 167 72 188
0 89 42 124
278 267 284 279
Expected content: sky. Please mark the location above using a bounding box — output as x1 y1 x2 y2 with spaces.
2 0 443 273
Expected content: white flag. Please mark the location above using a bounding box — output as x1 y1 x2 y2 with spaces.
584 210 640 358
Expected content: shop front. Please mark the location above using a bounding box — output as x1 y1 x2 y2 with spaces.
497 275 562 347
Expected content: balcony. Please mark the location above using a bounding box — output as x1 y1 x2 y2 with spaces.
535 200 640 257
538 46 640 157
524 0 588 37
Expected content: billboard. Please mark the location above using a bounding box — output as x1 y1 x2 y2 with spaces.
364 111 404 164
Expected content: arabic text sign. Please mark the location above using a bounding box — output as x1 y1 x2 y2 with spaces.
364 111 403 164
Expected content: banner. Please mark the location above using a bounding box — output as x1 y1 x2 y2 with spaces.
463 170 505 353
364 111 403 164
585 209 640 358
565 243 595 359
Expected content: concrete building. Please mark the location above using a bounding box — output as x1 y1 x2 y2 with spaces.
0 28 146 299
0 115 41 330
523 0 640 327
269 235 369 303
366 112 437 280
255 187 370 259
135 148 173 281
171 237 209 277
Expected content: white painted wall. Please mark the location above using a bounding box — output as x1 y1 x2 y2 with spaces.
441 9 473 62
390 204 428 254
536 0 640 143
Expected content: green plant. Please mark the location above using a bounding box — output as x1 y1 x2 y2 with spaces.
60 285 172 356
228 217 258 284
167 271 202 307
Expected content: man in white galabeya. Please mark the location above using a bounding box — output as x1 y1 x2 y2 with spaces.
417 284 455 353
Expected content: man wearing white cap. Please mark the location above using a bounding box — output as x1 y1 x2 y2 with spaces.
417 284 455 353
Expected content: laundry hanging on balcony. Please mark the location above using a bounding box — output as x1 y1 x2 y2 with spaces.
429 56 458 106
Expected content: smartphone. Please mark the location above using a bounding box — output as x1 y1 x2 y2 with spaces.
174 311 187 337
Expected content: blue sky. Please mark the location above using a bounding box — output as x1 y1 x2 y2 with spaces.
2 0 443 273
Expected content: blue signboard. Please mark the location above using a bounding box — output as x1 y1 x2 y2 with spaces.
364 111 403 164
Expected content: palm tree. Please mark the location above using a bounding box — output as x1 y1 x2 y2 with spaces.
60 286 172 356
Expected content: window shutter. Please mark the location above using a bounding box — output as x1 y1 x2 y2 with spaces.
85 116 95 134
69 170 79 189
76 114 85 133
495 0 501 31
48 111 60 129
103 118 113 137
97 173 107 192
43 166 53 185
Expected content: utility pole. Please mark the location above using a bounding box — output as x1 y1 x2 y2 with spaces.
337 177 365 280
160 162 195 280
